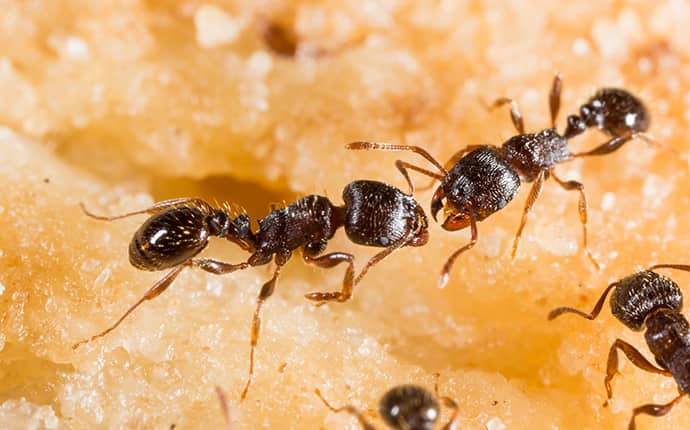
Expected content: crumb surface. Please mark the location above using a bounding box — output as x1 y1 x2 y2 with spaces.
1 1 690 429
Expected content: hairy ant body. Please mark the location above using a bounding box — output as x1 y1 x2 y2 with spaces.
74 180 428 400
549 264 690 430
315 383 458 430
349 74 615 287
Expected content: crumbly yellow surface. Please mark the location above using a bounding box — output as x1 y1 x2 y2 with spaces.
1 1 690 429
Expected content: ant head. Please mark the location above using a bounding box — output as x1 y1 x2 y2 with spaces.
611 270 683 331
379 385 439 430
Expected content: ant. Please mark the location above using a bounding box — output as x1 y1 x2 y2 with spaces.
315 382 458 430
73 179 428 400
549 264 690 430
348 74 632 287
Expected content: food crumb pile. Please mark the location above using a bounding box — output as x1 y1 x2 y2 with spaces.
1 1 690 429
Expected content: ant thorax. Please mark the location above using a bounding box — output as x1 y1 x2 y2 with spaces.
254 195 340 256
500 129 570 182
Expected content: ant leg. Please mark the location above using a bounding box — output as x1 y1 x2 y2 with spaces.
80 198 213 221
354 229 413 286
72 262 190 349
72 258 249 350
604 339 673 404
511 169 546 259
417 145 487 191
550 169 601 270
628 391 684 430
486 97 525 134
302 252 355 303
573 131 633 157
549 73 562 128
439 213 478 289
346 141 448 175
395 160 444 195
240 263 283 401
433 373 459 430
314 388 378 430
215 386 232 430
648 264 690 273
303 230 411 303
194 258 250 274
548 281 618 320
637 132 679 154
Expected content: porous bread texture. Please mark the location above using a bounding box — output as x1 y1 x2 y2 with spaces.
1 1 690 429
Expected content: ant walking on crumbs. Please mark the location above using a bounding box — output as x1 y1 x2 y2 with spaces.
549 264 690 429
349 74 633 287
315 382 458 430
74 180 428 400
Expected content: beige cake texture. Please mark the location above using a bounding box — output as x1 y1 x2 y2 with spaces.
1 1 690 429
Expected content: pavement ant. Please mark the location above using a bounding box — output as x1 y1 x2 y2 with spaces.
549 264 690 430
348 74 611 287
315 383 458 430
73 180 428 400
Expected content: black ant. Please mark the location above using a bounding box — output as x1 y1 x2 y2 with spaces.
73 180 428 400
549 264 690 430
315 382 458 430
348 74 625 287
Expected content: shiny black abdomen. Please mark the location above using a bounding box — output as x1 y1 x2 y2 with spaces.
501 128 570 181
343 180 422 247
129 206 210 271
610 270 683 331
379 384 439 430
583 88 650 137
442 147 520 221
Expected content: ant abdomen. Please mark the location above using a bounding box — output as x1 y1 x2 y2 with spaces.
611 270 682 331
129 206 211 271
439 147 520 223
343 180 428 248
577 88 650 137
379 385 439 430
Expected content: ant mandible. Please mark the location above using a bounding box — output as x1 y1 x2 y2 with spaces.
315 382 458 430
348 74 623 287
549 264 690 430
73 180 428 401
